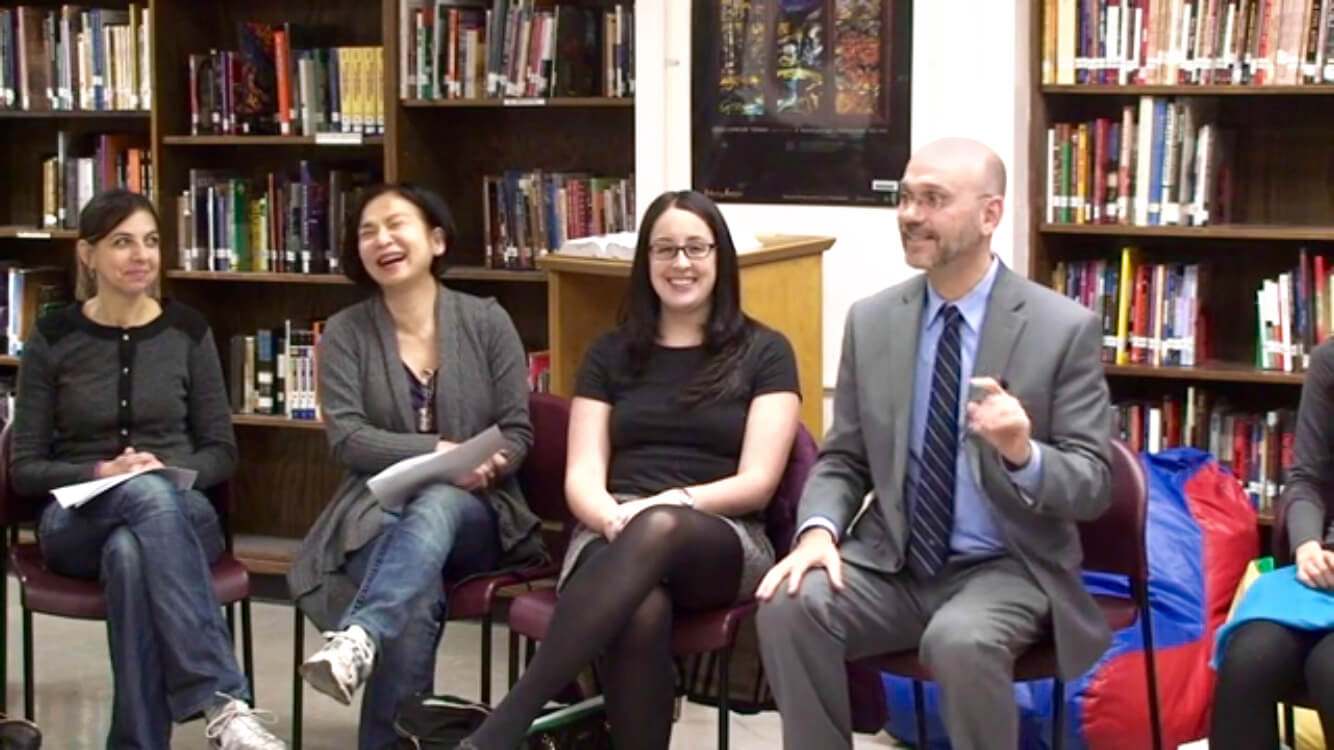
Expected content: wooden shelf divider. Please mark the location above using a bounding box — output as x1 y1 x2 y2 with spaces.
0 227 78 240
0 109 151 118
231 414 325 431
1039 223 1334 241
1104 362 1305 386
162 134 384 146
403 97 633 108
167 267 546 284
1042 84 1334 96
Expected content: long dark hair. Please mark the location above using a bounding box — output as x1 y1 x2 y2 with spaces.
621 190 753 405
341 183 457 287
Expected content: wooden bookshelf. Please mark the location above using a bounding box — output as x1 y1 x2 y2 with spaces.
1104 363 1305 386
232 414 325 431
0 356 18 367
0 227 78 240
167 267 547 284
0 110 151 119
1032 6 1325 527
1039 223 1334 241
403 97 634 109
1043 84 1334 96
161 135 385 146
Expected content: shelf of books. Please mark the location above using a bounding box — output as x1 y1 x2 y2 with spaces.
0 0 631 570
1034 0 1334 524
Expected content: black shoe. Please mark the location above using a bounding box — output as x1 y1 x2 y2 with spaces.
0 717 40 750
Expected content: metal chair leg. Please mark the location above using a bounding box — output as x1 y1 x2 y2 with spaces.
912 680 928 750
524 635 535 666
226 603 236 641
480 613 492 704
1 532 8 716
507 630 521 688
1140 598 1165 750
1052 679 1065 750
21 607 33 722
1284 702 1296 748
241 599 254 705
717 647 732 750
292 605 304 750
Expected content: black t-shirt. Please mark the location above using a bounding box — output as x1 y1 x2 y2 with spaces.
575 324 800 497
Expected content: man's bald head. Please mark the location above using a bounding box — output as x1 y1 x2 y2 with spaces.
906 138 1007 197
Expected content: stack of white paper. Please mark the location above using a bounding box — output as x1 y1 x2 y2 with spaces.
367 426 506 509
52 466 198 509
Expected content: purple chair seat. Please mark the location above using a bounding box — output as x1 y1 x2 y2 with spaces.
11 543 250 619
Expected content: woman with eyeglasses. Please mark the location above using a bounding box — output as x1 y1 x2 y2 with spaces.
460 190 801 750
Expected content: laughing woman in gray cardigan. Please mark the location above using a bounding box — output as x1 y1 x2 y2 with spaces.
288 184 547 750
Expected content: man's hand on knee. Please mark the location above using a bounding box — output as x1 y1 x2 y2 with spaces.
756 527 844 601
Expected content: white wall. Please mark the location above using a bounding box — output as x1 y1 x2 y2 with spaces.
635 1 1033 421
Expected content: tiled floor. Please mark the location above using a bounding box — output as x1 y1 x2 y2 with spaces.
0 583 907 749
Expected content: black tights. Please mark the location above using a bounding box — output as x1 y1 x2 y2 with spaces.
468 505 743 750
1210 620 1334 748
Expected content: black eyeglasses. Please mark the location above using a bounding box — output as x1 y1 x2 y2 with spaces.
648 242 715 261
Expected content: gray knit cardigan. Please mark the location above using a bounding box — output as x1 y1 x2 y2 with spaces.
288 285 548 630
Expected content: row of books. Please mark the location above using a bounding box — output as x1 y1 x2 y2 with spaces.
483 171 634 270
5 265 67 357
1254 249 1330 372
1054 251 1209 366
1042 0 1334 86
40 132 150 229
527 350 549 393
400 0 633 100
0 5 151 111
189 24 383 136
228 322 323 421
176 165 374 274
1046 97 1234 227
1116 391 1294 513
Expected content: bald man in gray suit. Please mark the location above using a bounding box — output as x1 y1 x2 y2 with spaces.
755 138 1113 750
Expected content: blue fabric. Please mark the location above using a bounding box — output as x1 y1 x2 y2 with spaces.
1212 565 1334 669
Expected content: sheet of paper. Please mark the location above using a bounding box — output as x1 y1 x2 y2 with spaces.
51 466 199 509
367 425 506 509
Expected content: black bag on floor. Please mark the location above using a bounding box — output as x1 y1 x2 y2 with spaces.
0 716 41 750
394 694 610 750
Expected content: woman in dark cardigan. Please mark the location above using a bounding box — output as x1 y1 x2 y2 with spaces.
1210 338 1334 747
288 184 547 750
11 189 284 750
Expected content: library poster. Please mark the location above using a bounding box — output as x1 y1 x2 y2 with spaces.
692 0 912 205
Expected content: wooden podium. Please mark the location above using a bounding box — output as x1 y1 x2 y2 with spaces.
537 234 835 438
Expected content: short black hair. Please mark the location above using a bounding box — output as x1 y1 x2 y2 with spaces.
341 183 458 287
78 188 159 244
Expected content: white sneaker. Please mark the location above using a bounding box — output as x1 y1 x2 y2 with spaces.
299 624 375 705
204 694 286 750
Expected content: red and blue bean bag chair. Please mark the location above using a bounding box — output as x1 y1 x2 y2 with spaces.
881 447 1258 748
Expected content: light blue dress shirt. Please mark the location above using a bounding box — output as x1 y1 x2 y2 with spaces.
802 257 1043 557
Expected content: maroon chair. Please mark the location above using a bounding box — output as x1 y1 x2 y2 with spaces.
289 392 572 750
1271 493 1316 747
0 422 254 722
859 439 1162 750
505 424 821 750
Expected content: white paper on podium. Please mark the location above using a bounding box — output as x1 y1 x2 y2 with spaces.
367 425 506 509
51 466 199 509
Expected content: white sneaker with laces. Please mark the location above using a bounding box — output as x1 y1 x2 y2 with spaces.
299 624 375 705
204 694 286 750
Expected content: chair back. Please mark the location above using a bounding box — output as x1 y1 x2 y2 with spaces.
765 424 820 559
517 392 574 529
0 422 47 527
1274 494 1295 566
1077 439 1148 583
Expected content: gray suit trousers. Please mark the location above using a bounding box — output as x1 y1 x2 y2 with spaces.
756 554 1049 750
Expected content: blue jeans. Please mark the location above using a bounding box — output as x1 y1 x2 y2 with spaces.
36 474 250 750
342 482 501 750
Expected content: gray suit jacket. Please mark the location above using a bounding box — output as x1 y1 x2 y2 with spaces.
801 264 1113 679
288 285 548 630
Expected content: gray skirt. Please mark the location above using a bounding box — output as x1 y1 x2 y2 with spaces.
557 496 775 602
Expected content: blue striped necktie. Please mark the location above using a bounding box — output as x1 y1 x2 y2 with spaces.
909 304 962 578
